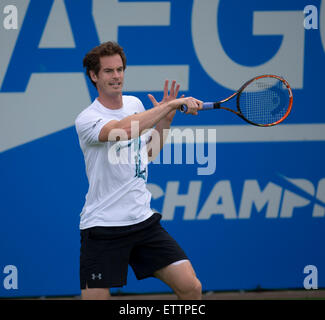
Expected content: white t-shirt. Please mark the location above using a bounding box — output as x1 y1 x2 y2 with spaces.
75 96 154 229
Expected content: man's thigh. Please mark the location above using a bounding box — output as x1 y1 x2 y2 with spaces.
153 260 199 293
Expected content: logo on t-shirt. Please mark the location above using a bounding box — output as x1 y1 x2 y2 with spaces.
92 118 102 129
115 137 147 181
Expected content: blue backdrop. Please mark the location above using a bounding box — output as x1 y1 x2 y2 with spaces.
1 0 324 297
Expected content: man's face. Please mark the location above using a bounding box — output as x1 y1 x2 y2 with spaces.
91 54 124 96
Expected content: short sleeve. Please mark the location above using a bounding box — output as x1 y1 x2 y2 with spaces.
75 112 111 145
135 97 146 113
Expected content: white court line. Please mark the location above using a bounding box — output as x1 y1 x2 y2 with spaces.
166 124 325 143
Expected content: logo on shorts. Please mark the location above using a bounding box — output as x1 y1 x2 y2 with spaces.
91 273 102 280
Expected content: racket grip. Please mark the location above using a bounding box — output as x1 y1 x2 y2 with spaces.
180 102 215 113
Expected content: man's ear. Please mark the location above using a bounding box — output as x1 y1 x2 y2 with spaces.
89 70 97 83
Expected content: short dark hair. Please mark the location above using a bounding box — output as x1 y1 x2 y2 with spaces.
83 41 127 88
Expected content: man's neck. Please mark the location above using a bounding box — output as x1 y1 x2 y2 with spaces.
97 93 123 110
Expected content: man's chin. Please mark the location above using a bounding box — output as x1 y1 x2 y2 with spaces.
106 88 122 95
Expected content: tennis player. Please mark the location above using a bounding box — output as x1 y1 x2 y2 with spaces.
75 41 202 300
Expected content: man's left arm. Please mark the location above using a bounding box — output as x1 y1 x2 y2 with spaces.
146 80 181 162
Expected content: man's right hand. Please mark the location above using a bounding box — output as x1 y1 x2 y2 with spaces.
168 97 203 115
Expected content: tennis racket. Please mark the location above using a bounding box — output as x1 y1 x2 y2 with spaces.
180 74 293 127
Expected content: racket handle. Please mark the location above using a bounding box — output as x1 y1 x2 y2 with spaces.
180 102 217 113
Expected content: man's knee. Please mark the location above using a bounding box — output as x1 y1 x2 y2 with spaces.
177 277 202 299
190 277 202 297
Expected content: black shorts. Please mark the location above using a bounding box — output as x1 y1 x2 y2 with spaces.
80 213 188 289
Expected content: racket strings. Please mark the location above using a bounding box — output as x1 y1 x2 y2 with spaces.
239 78 289 125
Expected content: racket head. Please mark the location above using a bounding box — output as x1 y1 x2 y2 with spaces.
236 75 293 127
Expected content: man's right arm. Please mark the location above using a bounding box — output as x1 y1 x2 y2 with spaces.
98 97 201 142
